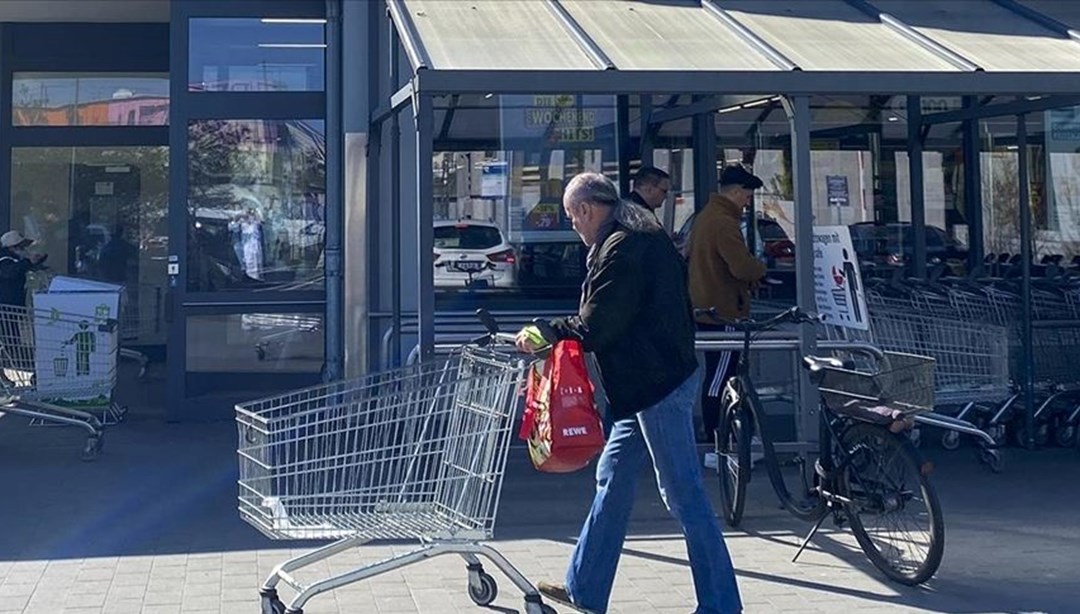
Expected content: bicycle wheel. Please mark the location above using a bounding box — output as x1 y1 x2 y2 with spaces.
839 422 945 586
716 389 751 527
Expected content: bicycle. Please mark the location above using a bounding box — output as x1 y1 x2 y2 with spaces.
697 306 945 586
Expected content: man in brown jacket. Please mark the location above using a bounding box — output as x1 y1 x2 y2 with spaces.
688 165 767 444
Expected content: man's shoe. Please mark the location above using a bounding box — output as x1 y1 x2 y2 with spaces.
537 581 595 614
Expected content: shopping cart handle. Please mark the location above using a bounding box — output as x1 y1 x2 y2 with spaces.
475 308 500 335
531 318 558 344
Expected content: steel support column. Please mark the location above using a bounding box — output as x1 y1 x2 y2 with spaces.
788 95 819 455
692 103 717 212
616 95 631 195
962 96 985 269
323 0 344 381
1017 112 1035 448
908 96 927 278
639 96 653 163
415 93 436 361
389 26 403 366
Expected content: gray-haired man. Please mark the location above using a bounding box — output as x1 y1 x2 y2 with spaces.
516 173 742 614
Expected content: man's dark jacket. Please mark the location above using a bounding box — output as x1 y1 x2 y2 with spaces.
0 247 32 306
551 222 699 421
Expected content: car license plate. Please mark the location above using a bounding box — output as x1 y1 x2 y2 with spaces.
450 261 485 273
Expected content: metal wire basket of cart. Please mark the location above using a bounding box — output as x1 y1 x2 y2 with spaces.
236 338 559 614
0 305 108 460
816 352 936 422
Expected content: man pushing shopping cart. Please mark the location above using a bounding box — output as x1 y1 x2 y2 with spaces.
236 172 742 614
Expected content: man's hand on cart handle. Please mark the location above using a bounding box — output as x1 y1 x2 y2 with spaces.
515 323 553 354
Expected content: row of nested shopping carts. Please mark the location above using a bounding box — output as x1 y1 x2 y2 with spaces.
821 265 1080 453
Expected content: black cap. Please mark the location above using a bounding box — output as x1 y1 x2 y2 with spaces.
719 165 764 190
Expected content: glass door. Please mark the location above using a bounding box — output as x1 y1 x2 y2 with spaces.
167 12 328 419
171 118 327 418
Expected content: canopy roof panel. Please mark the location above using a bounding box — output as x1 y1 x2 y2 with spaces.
392 0 1080 95
558 0 780 71
873 0 1080 72
716 0 961 72
400 0 598 70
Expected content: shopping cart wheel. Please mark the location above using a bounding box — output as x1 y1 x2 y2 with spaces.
81 435 103 462
1012 423 1049 449
1052 424 1076 448
467 571 498 606
259 588 287 614
979 448 1004 474
940 430 961 451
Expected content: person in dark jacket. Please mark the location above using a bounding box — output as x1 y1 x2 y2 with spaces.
0 231 45 307
516 173 742 614
0 230 46 371
627 166 671 218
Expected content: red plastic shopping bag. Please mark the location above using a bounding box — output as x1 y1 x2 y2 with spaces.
519 340 605 473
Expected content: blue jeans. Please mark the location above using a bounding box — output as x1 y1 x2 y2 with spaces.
565 369 742 614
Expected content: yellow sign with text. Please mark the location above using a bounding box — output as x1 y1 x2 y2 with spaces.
525 95 597 144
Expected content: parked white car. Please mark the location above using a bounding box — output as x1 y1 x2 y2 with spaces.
433 220 517 289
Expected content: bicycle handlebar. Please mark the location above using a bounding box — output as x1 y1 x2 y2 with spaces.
694 306 820 332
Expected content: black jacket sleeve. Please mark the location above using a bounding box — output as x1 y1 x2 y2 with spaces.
0 255 31 281
550 232 646 354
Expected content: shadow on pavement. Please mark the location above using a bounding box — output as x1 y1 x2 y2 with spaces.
0 373 1077 614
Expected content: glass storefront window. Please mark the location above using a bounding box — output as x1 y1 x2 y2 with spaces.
10 146 169 345
1045 105 1080 260
432 94 618 302
187 119 326 292
13 72 169 126
188 18 326 92
186 312 324 374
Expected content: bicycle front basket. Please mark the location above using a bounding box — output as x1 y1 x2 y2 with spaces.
818 351 935 420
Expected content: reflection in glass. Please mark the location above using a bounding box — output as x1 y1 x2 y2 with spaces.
1046 105 1080 258
13 73 169 126
187 119 326 292
188 18 326 92
186 312 324 374
432 94 618 300
10 147 169 345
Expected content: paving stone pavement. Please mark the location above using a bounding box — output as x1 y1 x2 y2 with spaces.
1 403 1077 614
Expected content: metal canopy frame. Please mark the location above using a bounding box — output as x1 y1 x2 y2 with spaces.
375 0 1077 439
412 70 1080 97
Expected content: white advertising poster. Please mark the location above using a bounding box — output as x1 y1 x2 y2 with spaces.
31 288 121 402
812 226 869 331
479 161 508 199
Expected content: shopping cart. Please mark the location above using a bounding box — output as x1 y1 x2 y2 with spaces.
0 305 107 460
236 323 558 614
243 313 322 362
